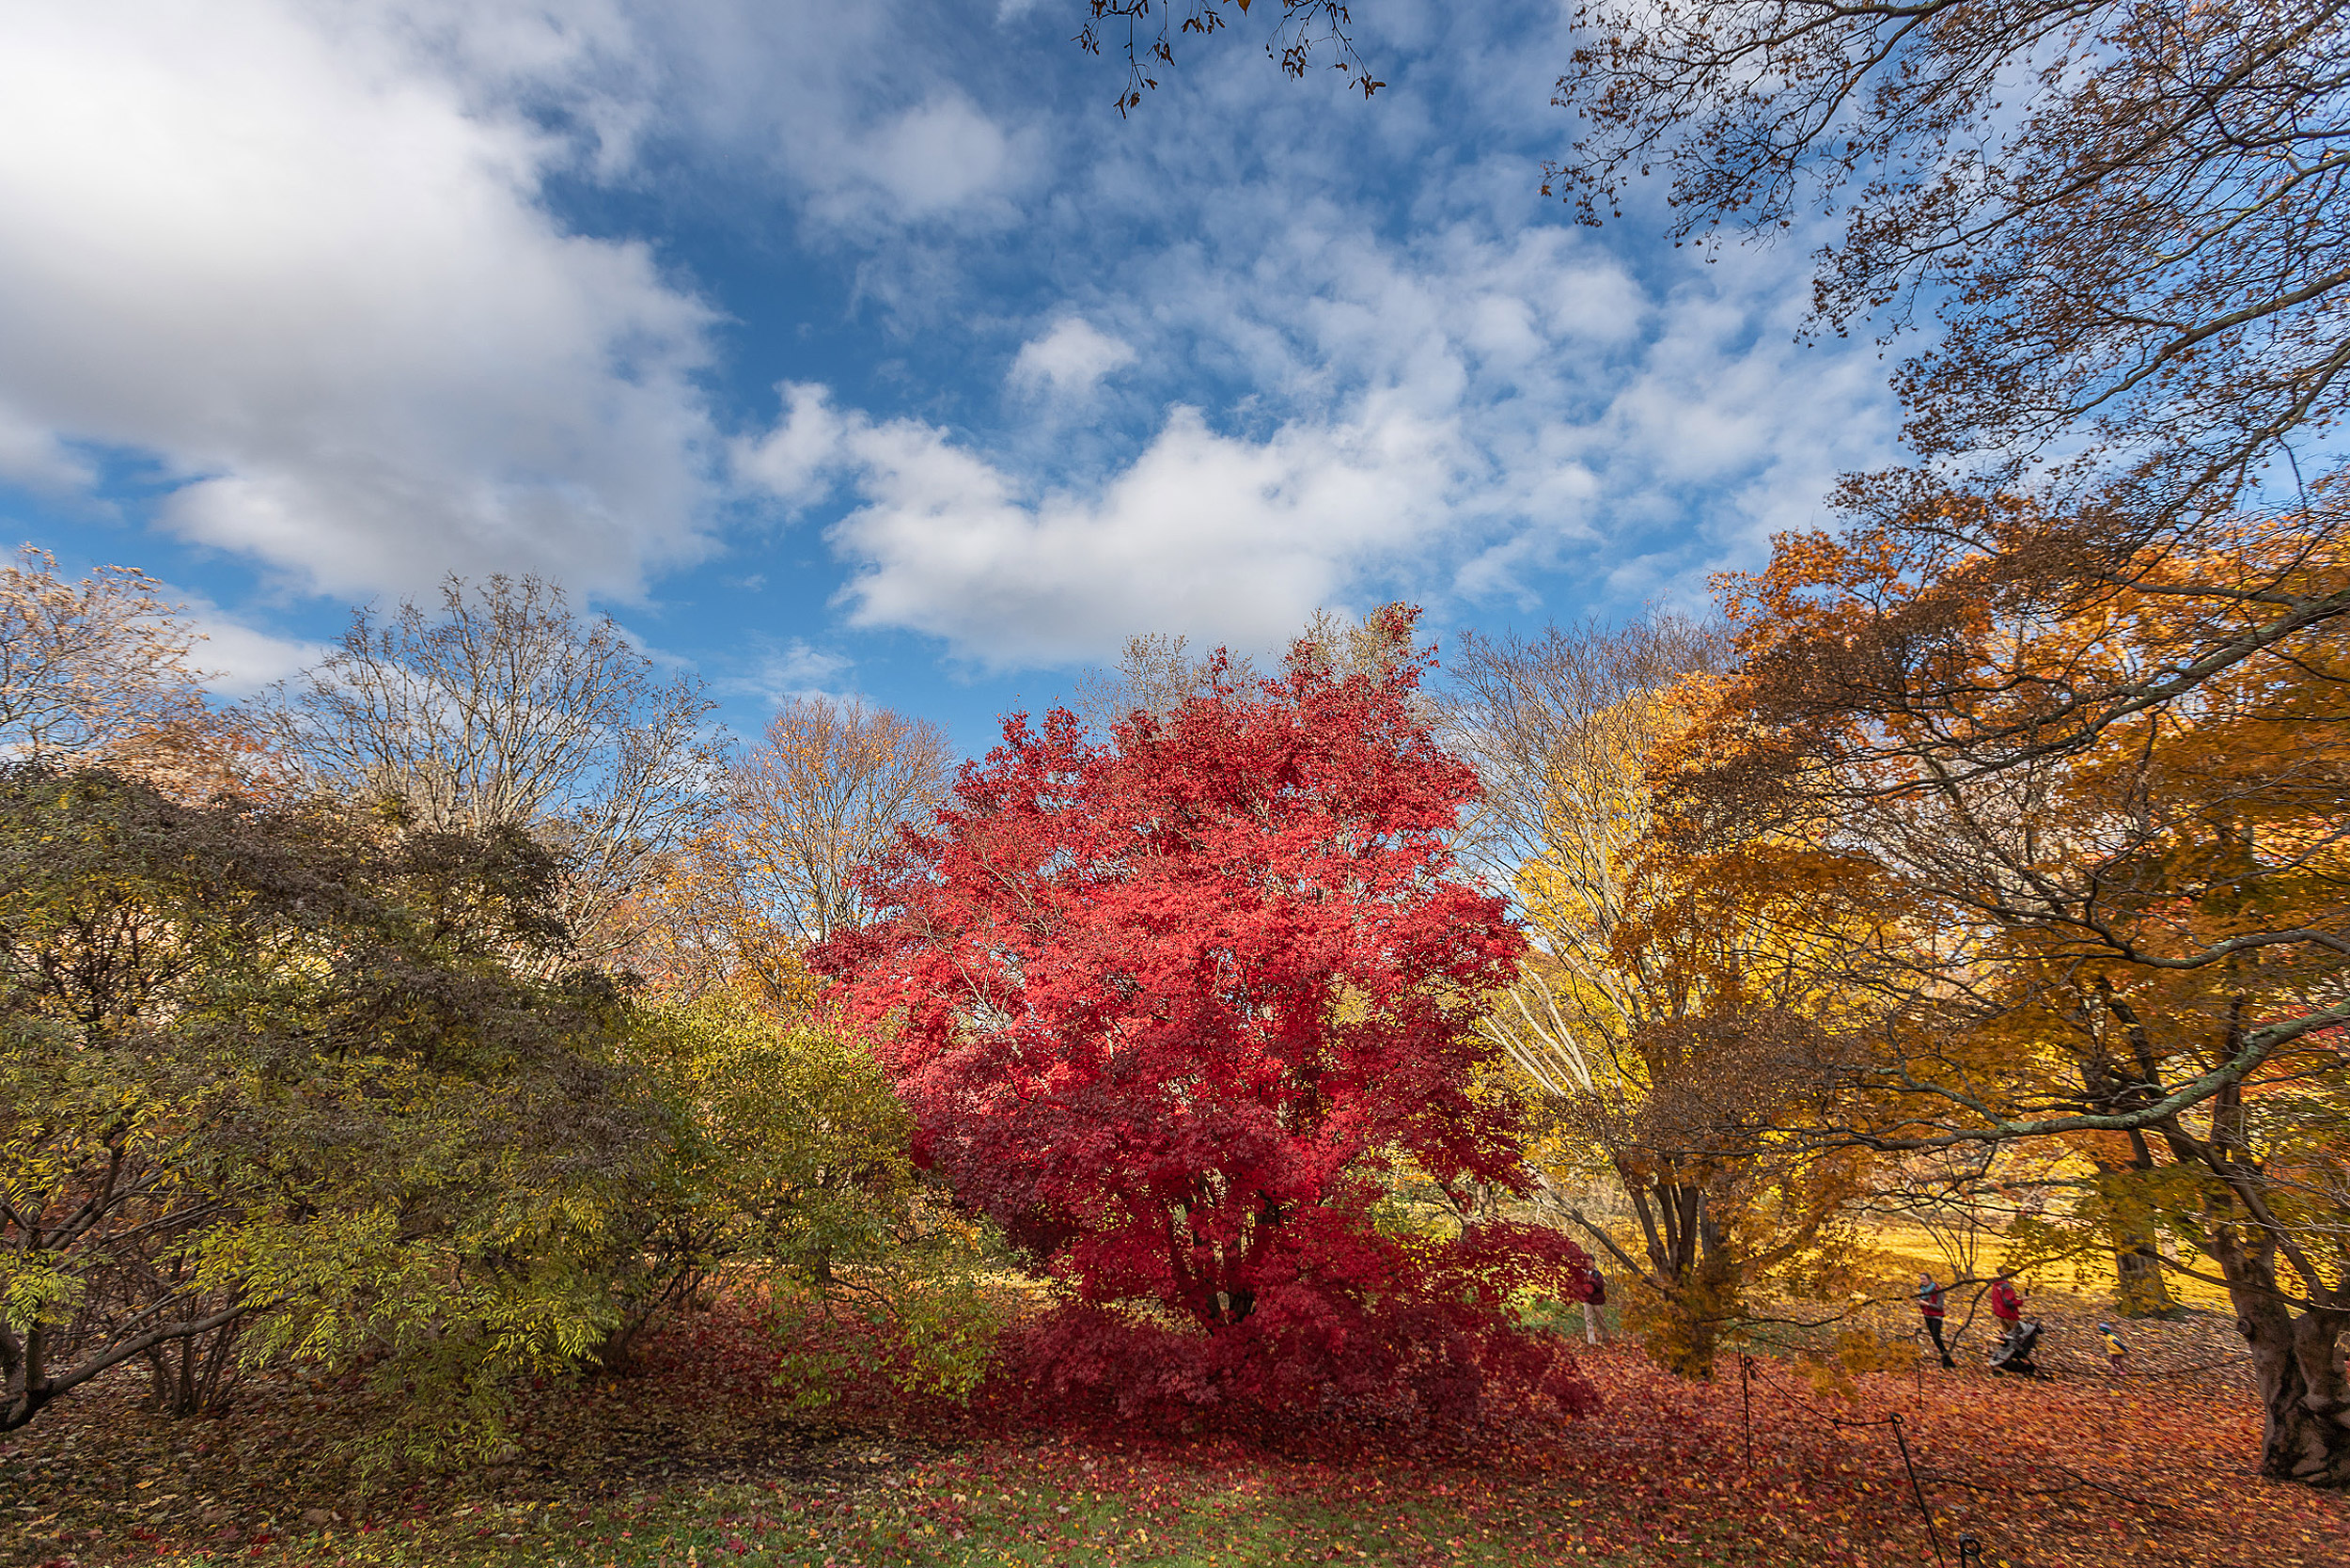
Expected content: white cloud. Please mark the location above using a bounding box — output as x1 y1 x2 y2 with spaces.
854 97 1024 219
780 92 1038 238
1009 320 1137 400
0 405 94 492
739 386 1464 668
732 384 852 509
183 606 329 698
0 0 719 602
713 635 856 707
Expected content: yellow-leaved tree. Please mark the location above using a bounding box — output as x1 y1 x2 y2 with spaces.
622 994 1000 1404
1451 619 1889 1377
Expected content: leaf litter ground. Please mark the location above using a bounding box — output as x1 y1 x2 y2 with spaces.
4 1294 2342 1568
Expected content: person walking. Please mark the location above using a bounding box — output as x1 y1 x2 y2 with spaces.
1988 1273 2025 1349
1584 1266 1610 1346
2097 1322 2126 1372
1917 1275 1955 1367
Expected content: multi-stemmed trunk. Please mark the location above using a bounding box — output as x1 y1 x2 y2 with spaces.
2212 1234 2350 1486
1612 1168 1733 1379
2152 1067 2350 1487
141 1316 246 1417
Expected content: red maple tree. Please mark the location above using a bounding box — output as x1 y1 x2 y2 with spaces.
812 610 1594 1425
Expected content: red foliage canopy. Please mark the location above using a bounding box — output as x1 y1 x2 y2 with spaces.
813 612 1593 1425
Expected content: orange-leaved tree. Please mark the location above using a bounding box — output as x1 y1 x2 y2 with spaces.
1676 480 2350 1484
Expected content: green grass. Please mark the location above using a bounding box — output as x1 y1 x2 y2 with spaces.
108 1445 1731 1568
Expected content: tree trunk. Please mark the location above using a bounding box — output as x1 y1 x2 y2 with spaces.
2232 1280 2350 1485
1622 1174 1732 1379
2113 1239 2175 1317
142 1319 244 1417
0 1320 53 1432
2079 1051 2178 1319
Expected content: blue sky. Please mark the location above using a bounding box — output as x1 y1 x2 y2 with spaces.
0 0 1904 757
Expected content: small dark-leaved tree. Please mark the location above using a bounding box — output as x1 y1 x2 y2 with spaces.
0 764 669 1454
813 609 1593 1429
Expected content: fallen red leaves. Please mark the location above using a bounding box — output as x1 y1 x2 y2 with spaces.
1545 1327 2341 1568
898 1309 2343 1568
2 1291 2341 1567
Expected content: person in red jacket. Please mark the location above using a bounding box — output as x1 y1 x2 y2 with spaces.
1917 1275 1955 1367
1583 1265 1610 1345
1988 1274 2025 1344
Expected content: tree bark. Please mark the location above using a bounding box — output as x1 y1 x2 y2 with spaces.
2220 1250 2350 1485
142 1318 244 1417
2244 1303 2350 1486
2113 1239 2175 1318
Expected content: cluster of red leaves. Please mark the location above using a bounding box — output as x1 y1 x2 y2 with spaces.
749 1241 1598 1449
986 1223 1599 1437
813 613 1590 1424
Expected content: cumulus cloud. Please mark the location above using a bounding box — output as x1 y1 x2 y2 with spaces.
737 384 1446 666
181 604 330 698
734 203 1895 671
823 399 1460 667
731 384 853 510
0 0 718 602
713 635 858 707
1009 320 1137 400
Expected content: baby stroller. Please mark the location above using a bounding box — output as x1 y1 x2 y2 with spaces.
1987 1318 2045 1376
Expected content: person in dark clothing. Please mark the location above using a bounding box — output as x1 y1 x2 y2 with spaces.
1917 1274 1956 1367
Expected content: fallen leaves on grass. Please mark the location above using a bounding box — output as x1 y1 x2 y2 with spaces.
1 1292 2340 1568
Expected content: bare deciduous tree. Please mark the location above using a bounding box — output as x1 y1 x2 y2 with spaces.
726 697 953 945
0 546 211 766
1558 0 2350 515
1073 609 1413 733
1073 633 1258 730
1443 614 1726 898
267 574 720 960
